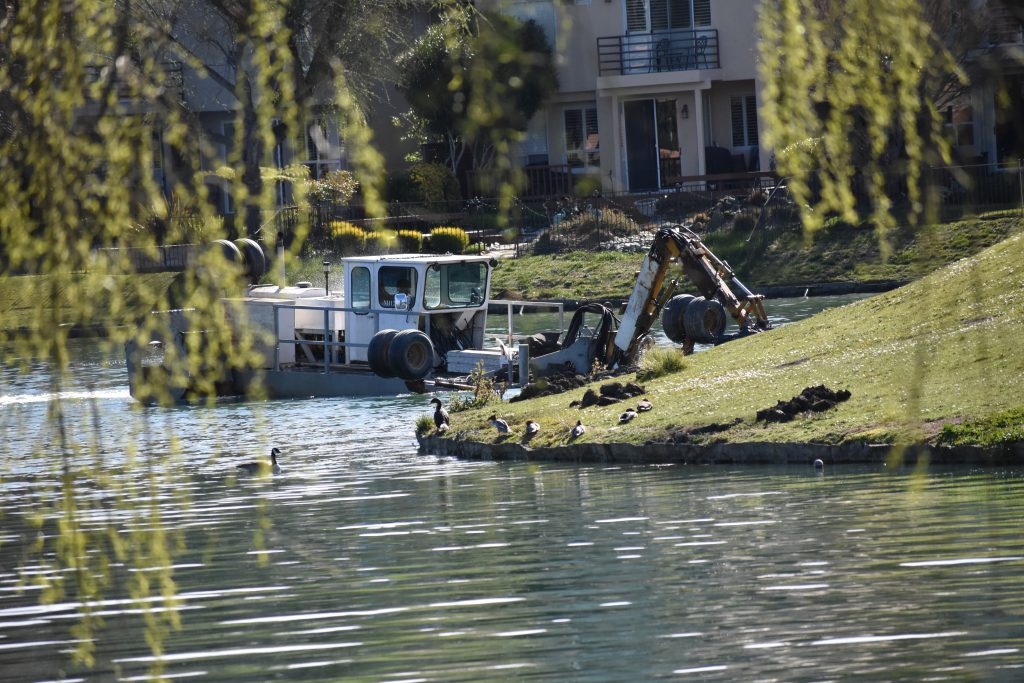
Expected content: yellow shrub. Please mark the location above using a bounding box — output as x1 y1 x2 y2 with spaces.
429 226 470 254
330 221 367 254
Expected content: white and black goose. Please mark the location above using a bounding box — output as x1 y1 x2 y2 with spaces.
430 397 450 433
488 414 510 434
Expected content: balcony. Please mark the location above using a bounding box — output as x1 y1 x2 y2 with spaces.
597 29 719 77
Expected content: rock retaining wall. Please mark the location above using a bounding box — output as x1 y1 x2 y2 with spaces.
417 435 1024 467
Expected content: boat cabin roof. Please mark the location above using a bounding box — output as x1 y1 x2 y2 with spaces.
341 254 495 268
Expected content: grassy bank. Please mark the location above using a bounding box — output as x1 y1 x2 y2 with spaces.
437 231 1024 451
0 272 180 332
491 210 1024 300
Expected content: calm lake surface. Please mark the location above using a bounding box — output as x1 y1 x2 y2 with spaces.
2 294 1023 681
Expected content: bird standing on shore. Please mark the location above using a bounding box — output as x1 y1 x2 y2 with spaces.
488 414 510 434
619 408 638 424
525 420 540 436
570 420 586 438
237 447 282 475
637 398 653 412
430 397 450 433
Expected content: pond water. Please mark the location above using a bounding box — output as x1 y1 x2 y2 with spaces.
2 293 1023 681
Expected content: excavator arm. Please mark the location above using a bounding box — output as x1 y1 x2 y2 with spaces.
608 226 770 367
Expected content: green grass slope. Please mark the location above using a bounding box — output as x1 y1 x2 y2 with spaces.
447 231 1024 450
491 211 1024 300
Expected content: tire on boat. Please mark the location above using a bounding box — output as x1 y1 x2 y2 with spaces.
661 294 696 343
387 329 435 381
234 238 266 282
683 297 728 343
210 239 242 264
367 329 399 378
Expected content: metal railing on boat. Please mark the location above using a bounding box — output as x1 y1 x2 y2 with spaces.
269 299 566 375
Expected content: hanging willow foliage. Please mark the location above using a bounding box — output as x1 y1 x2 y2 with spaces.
757 0 964 248
0 0 430 675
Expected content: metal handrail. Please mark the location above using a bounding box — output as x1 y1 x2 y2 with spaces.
270 299 566 372
596 28 719 76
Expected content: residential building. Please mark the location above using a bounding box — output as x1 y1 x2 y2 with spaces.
498 0 1024 196
500 0 767 194
965 1 1024 165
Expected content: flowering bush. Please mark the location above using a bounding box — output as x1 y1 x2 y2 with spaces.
307 170 359 204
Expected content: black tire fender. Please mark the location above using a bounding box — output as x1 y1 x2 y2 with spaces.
367 329 399 378
210 238 242 264
661 294 696 343
388 329 435 381
234 238 267 282
683 297 728 343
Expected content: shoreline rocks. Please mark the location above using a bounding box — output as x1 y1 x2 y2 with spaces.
416 434 1024 467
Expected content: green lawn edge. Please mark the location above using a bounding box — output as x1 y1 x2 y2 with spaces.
490 210 1024 301
430 230 1024 453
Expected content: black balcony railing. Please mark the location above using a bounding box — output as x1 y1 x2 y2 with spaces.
597 29 719 77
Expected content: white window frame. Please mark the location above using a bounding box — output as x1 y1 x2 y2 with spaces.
563 105 600 173
943 100 974 147
302 117 342 180
221 121 235 215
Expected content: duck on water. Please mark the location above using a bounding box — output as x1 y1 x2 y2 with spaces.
237 447 282 475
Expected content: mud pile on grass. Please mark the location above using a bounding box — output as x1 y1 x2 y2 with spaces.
756 385 851 423
570 381 647 408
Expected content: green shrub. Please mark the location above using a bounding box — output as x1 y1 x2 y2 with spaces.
636 347 687 381
573 174 602 197
396 229 424 253
430 226 470 254
365 230 397 254
388 163 461 204
732 214 757 235
330 221 366 254
449 364 505 412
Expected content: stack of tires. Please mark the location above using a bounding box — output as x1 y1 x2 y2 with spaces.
209 238 267 284
661 294 728 344
367 329 436 380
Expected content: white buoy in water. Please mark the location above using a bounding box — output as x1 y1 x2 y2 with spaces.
813 458 824 470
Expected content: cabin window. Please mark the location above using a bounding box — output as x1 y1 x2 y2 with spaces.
424 262 488 310
351 267 370 309
378 266 417 309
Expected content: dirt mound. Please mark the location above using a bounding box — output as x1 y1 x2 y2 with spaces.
756 385 852 423
510 369 588 403
570 381 646 408
647 418 743 445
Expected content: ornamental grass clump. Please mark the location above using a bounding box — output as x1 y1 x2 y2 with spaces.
331 221 367 254
396 229 424 253
365 229 397 254
415 413 435 436
636 346 687 381
430 226 470 254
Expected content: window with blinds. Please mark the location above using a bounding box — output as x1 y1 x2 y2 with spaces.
693 0 711 26
730 95 759 147
626 0 647 32
564 106 600 171
628 0 711 32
